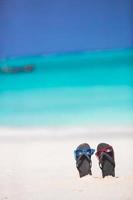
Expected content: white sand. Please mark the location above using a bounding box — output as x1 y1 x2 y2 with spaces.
0 127 133 200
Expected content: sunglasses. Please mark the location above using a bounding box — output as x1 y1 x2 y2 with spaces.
74 148 95 160
95 145 113 158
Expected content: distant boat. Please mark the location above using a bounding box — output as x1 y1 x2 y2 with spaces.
0 65 34 74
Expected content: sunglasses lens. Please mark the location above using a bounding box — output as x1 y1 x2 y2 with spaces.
74 148 95 160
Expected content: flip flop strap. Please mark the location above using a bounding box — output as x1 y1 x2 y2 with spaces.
76 155 92 169
99 152 115 169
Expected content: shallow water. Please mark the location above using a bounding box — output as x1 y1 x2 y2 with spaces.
0 49 133 127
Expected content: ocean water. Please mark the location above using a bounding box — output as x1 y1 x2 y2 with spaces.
0 49 133 127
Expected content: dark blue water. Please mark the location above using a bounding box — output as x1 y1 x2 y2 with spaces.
0 49 133 127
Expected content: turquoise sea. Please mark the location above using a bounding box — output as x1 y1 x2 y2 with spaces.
0 49 133 127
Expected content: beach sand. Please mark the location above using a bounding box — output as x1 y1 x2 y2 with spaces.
0 127 133 200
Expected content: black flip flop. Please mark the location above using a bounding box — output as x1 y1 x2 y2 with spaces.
74 143 95 178
96 143 115 178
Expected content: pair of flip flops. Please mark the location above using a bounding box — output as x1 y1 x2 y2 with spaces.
74 143 115 178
